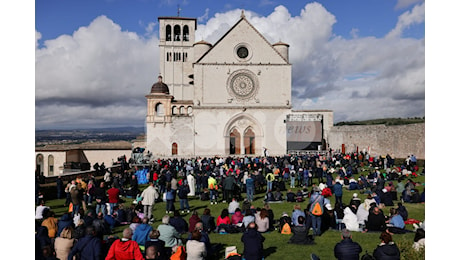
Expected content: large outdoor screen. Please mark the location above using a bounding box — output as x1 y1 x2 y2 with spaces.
286 120 322 150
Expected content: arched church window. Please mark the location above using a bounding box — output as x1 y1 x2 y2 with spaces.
183 25 189 41
187 106 193 115
166 25 172 41
36 154 44 176
179 106 185 115
230 129 241 155
172 142 178 155
244 128 255 155
174 25 181 41
48 155 54 176
172 106 178 115
155 103 165 116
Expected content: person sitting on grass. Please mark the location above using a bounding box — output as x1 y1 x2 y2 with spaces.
373 231 401 260
105 227 144 260
333 228 362 260
216 208 231 232
286 189 296 202
68 226 102 260
200 208 216 234
363 206 387 233
132 217 153 247
386 208 406 234
169 210 189 235
241 222 265 260
145 229 166 260
255 208 270 233
288 215 314 245
231 208 244 228
157 215 183 259
242 209 255 230
145 244 161 259
185 230 207 260
292 204 306 226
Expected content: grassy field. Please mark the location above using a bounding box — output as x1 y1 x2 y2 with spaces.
42 168 425 259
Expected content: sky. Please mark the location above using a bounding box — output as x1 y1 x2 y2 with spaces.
33 0 427 130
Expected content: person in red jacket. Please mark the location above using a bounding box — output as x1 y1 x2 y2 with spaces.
105 228 144 260
107 184 120 216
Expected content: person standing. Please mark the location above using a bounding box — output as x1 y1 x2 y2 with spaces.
107 183 120 216
223 174 237 203
94 182 107 217
130 174 139 197
332 181 343 207
333 229 362 260
265 172 275 193
141 182 160 222
241 222 265 260
178 181 191 213
70 185 82 217
208 174 218 205
245 173 255 202
309 186 325 236
187 173 196 197
56 176 64 200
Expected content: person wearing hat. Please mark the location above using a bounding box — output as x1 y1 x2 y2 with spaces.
346 193 359 214
308 186 325 236
334 229 362 260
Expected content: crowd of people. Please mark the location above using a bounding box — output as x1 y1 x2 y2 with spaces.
35 152 425 259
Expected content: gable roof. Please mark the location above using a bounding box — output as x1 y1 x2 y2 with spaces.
195 12 289 64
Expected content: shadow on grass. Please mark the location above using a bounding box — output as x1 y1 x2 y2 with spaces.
264 246 277 258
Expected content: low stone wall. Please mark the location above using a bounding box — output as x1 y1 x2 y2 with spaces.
327 123 425 159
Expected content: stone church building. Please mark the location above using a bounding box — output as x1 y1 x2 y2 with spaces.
146 12 333 157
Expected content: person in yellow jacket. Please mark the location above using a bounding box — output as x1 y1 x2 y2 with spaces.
208 174 218 204
265 172 275 192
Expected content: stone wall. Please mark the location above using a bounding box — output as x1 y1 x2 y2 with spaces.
327 123 425 159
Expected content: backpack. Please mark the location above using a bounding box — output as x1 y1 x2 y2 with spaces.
281 223 292 234
311 202 323 216
170 245 186 260
310 195 323 216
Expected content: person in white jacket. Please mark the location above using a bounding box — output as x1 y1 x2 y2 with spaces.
141 182 159 222
342 207 360 231
187 173 196 196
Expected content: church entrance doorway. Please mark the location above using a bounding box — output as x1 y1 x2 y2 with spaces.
230 129 241 155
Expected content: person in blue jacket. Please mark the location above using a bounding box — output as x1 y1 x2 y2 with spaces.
332 181 343 207
67 226 102 260
132 217 153 247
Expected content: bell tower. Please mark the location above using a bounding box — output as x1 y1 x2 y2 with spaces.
158 16 197 101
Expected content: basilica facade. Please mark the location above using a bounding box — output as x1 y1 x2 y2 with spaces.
145 12 333 157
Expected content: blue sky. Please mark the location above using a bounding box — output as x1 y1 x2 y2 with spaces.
36 0 424 43
34 0 426 129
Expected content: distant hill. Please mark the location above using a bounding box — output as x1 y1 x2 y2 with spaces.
334 117 425 126
36 127 145 146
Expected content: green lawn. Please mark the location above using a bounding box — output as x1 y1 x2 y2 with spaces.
42 168 425 259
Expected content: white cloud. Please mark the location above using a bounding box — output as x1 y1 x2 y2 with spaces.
35 15 158 129
35 30 42 48
387 2 425 38
35 2 424 128
198 8 210 23
194 2 424 122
